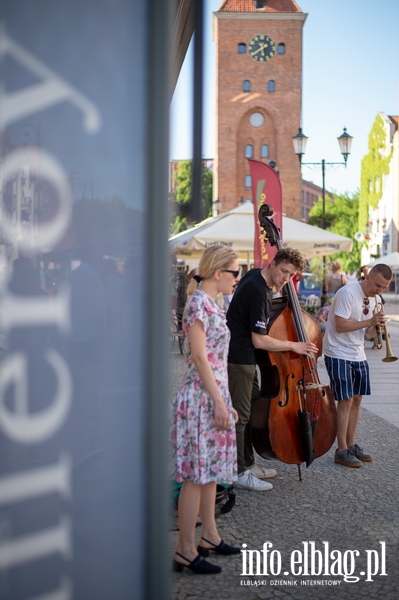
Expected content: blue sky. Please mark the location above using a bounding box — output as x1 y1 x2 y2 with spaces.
170 0 399 196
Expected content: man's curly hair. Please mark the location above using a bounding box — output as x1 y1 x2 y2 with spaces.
273 248 306 272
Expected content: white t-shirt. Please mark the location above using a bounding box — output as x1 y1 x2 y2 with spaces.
323 281 376 361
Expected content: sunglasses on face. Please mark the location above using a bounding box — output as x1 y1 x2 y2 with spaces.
363 298 370 315
222 269 240 278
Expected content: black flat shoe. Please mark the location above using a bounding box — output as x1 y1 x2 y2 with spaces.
197 536 241 557
172 551 221 574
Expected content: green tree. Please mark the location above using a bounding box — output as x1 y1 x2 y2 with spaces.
171 160 213 233
358 114 391 231
308 191 361 272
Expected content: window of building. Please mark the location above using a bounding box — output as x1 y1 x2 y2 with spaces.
245 144 253 158
245 175 252 188
238 43 246 53
243 80 251 92
255 0 266 9
277 43 285 54
268 80 275 92
261 144 269 158
249 112 265 127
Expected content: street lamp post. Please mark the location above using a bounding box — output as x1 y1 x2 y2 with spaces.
213 197 222 216
292 127 353 306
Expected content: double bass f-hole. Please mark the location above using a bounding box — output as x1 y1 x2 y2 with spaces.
281 373 295 408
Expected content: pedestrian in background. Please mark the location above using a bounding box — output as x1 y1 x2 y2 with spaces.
326 261 347 298
314 300 331 332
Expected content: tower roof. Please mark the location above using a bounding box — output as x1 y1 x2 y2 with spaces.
218 0 302 12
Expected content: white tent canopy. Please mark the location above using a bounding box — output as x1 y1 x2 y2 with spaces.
367 253 399 298
367 252 399 269
169 203 353 266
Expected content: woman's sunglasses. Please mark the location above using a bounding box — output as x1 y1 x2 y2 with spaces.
222 269 240 278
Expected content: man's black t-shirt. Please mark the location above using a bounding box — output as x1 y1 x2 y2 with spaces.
227 268 273 365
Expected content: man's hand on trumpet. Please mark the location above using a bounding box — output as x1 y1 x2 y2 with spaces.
369 309 387 330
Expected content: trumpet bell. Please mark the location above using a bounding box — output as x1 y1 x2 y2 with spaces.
382 355 398 363
373 297 398 363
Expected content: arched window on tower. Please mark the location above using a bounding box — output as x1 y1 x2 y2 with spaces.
261 144 269 158
277 43 285 54
245 175 252 188
268 80 275 93
238 43 246 53
243 80 251 92
245 144 253 158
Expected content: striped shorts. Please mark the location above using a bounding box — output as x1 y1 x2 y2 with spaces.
324 356 370 401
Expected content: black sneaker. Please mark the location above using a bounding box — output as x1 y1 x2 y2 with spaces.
334 448 362 468
348 443 373 462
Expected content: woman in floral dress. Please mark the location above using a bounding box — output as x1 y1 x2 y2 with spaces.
170 246 240 575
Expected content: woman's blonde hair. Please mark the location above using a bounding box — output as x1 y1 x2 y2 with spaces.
187 245 238 296
331 261 341 272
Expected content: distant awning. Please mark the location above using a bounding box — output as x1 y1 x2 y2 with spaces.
169 203 353 260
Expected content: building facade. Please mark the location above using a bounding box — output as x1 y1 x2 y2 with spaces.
214 0 306 218
361 112 399 263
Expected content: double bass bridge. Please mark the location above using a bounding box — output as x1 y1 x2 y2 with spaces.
296 382 325 391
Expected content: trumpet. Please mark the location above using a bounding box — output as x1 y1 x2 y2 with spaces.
373 299 398 362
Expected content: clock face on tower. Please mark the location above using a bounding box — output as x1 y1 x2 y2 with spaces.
248 35 276 62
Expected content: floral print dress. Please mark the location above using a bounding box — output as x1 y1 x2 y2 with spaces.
169 289 237 485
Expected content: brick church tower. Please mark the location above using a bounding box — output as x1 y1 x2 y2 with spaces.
214 0 306 218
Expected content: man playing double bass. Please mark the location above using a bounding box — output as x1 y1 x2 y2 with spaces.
227 248 317 492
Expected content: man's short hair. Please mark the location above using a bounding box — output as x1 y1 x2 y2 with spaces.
370 264 392 281
273 248 306 272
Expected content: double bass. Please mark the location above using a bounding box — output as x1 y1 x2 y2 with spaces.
249 204 337 476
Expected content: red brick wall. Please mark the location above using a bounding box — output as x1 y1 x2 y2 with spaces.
215 14 305 219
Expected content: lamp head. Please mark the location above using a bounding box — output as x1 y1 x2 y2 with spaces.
292 128 308 163
337 127 353 165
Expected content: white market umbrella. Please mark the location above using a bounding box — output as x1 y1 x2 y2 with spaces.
368 252 399 298
367 252 399 269
169 203 353 264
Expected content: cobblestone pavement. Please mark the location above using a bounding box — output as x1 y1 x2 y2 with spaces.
169 299 399 600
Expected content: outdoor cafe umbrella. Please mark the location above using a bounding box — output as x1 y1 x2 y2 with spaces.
368 251 399 269
169 203 353 266
368 252 399 298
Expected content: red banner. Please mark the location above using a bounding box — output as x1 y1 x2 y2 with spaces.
248 159 283 267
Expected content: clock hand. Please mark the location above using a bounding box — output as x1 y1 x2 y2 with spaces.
251 42 268 56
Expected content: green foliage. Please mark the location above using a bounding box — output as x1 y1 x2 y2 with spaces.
308 257 330 284
201 166 213 217
308 191 361 272
359 114 391 231
174 160 192 204
171 215 189 235
172 160 213 231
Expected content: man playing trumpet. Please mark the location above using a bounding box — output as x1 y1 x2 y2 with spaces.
323 264 392 467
